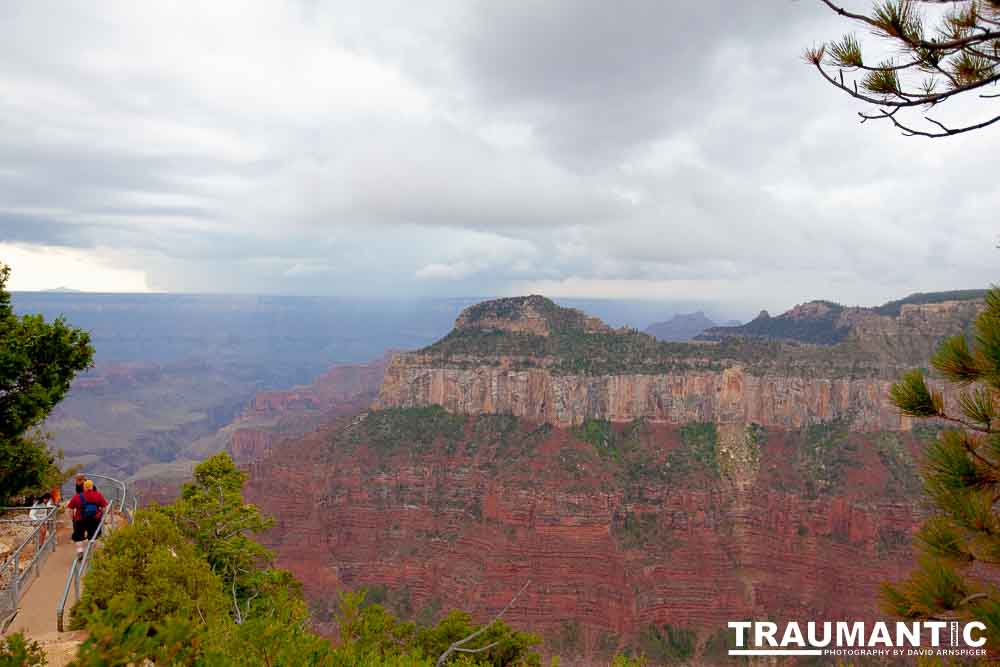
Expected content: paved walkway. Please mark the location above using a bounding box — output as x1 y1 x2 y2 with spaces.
4 523 76 637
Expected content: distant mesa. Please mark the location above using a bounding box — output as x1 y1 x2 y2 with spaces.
43 286 82 293
644 311 718 342
379 289 988 429
696 289 987 346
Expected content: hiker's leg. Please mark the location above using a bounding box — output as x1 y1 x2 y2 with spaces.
72 520 85 556
83 518 97 541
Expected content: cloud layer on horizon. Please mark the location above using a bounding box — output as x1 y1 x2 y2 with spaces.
1 0 997 316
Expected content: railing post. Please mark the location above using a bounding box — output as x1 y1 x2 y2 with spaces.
10 554 18 602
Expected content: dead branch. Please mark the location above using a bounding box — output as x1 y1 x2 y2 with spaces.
435 580 531 667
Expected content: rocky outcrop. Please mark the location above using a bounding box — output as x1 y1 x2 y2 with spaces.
378 294 981 430
843 299 984 363
229 428 280 466
455 295 612 337
700 294 983 359
250 358 385 417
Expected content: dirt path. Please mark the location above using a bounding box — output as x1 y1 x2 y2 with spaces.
4 524 77 638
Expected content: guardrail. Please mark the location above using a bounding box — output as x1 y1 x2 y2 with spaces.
55 474 139 632
0 505 59 631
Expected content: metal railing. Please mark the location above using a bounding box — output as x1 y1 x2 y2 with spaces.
55 474 138 632
0 505 59 631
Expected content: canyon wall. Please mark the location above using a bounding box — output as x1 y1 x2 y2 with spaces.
226 356 386 466
245 413 930 663
379 361 913 430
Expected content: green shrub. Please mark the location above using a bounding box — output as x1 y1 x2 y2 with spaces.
0 633 46 667
337 407 466 456
797 417 859 497
638 624 696 664
71 509 228 630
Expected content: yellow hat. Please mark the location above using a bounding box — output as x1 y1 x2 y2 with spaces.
83 480 94 491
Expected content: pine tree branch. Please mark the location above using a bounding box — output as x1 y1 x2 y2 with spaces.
818 0 1000 50
813 60 1000 108
937 411 994 434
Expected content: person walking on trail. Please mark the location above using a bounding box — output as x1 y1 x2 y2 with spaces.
29 492 54 543
68 479 108 558
70 473 87 553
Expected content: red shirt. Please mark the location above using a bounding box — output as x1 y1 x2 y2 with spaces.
68 490 108 521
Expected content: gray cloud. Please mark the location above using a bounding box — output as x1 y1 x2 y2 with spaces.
0 1 997 313
0 214 96 248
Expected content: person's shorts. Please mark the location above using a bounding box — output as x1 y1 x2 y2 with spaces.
71 517 101 542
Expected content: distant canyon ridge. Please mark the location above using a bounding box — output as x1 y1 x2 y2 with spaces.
377 292 982 431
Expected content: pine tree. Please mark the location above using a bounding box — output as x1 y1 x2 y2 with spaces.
806 0 1000 137
886 286 1000 643
0 263 93 504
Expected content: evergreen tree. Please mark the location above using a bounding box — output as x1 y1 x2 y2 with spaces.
160 453 279 623
806 0 1000 137
886 286 1000 643
0 263 93 505
70 510 229 631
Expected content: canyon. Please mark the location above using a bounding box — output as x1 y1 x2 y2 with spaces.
243 291 982 664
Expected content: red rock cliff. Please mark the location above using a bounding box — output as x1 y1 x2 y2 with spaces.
245 413 930 663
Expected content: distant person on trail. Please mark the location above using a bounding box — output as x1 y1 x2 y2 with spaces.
70 473 87 550
30 492 54 542
29 492 54 521
68 480 108 558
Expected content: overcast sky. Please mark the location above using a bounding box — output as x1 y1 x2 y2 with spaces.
1 1 997 313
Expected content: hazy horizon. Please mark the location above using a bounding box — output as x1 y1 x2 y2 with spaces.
2 1 997 312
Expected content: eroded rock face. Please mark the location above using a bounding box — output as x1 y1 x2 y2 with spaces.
843 300 983 363
225 357 386 466
250 358 386 418
245 415 928 664
379 361 914 430
230 428 280 466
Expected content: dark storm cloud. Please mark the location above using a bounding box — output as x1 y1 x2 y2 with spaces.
0 214 96 248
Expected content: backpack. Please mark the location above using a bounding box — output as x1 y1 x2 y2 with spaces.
79 492 99 520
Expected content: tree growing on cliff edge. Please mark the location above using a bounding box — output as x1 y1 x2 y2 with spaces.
886 286 1000 643
160 453 277 625
806 0 1000 137
0 263 93 505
